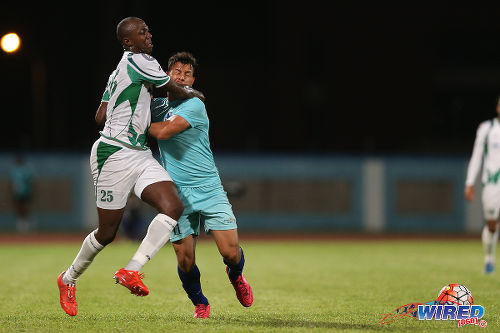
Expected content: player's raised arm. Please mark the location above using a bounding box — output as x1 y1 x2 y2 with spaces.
149 115 190 140
154 79 205 102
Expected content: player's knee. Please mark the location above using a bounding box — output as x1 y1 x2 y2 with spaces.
166 198 183 221
487 220 499 233
94 229 117 246
221 246 240 264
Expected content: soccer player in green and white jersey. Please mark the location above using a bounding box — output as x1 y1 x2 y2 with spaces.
149 52 253 318
57 17 204 317
465 96 500 274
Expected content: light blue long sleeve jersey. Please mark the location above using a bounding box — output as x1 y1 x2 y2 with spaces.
150 97 222 188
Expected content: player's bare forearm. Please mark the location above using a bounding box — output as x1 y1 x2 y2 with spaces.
155 80 205 102
149 122 177 140
95 102 107 125
149 115 190 140
149 122 164 138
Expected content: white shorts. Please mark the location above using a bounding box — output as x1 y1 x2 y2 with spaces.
90 137 172 209
482 183 500 220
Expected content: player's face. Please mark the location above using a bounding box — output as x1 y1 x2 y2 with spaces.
168 62 195 87
125 20 153 54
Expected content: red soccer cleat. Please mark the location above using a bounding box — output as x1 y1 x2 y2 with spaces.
226 266 253 307
113 268 149 296
57 271 77 316
193 304 210 318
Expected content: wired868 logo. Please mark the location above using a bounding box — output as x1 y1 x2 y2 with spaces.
380 283 487 328
418 303 485 327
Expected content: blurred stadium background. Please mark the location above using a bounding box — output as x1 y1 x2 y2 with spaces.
1 1 500 236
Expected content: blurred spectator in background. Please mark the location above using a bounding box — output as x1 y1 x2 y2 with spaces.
465 95 500 274
9 154 35 233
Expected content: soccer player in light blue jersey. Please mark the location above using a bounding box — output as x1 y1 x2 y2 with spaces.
149 52 253 318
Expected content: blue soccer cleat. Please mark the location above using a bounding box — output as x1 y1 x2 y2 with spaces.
484 262 495 274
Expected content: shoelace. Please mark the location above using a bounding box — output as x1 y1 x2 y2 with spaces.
195 305 208 316
65 285 76 301
236 278 250 299
125 271 145 282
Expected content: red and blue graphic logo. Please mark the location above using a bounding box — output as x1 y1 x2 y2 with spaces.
380 283 487 328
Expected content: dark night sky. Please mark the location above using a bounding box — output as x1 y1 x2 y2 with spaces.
2 1 500 155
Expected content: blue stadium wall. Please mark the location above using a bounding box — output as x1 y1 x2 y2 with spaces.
0 153 481 233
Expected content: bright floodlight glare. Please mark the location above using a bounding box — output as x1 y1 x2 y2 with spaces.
1 33 21 53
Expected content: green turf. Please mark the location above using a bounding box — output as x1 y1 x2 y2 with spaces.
0 238 498 332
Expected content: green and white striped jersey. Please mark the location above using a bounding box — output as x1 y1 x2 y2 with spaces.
466 118 500 186
100 51 170 149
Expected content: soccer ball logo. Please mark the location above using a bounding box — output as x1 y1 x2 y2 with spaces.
436 283 473 305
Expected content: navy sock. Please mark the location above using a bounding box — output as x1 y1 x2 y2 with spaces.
224 248 245 282
177 265 209 305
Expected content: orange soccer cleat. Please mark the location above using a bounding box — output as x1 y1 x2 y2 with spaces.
193 304 210 318
226 266 253 307
57 272 77 316
113 268 149 296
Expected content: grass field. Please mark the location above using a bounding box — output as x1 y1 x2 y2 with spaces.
0 237 498 332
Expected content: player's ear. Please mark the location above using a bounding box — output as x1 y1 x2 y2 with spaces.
192 77 195 85
122 37 132 48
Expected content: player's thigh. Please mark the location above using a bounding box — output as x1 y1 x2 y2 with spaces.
90 140 138 210
133 157 182 215
140 181 183 217
481 184 500 220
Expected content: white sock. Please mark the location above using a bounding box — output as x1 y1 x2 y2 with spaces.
62 230 104 284
482 225 499 263
125 214 177 271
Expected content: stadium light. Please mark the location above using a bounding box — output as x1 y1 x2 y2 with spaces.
1 33 21 53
